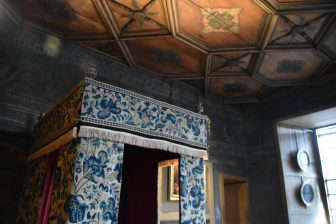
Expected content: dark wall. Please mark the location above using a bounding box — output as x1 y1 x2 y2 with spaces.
0 131 30 223
244 79 336 224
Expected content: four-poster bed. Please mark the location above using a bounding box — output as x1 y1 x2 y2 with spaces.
17 75 210 224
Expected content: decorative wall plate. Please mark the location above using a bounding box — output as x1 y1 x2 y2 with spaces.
297 149 310 171
300 182 315 206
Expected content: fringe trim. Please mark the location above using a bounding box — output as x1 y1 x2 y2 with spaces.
26 128 77 162
77 126 208 159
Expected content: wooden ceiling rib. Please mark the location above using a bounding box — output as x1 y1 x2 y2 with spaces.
8 0 336 103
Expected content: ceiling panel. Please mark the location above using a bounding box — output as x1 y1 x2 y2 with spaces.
175 0 267 48
319 19 336 60
256 50 325 85
127 37 204 75
107 0 170 38
13 0 109 37
211 53 253 74
270 13 329 45
209 76 265 100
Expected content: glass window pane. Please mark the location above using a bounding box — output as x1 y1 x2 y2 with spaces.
332 210 336 224
327 180 336 195
323 163 336 179
329 195 336 209
322 147 336 162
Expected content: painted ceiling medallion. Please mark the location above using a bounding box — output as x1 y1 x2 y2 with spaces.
276 60 305 73
119 0 159 28
201 8 241 33
151 49 181 65
222 55 246 70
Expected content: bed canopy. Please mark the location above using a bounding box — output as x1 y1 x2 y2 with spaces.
17 69 210 224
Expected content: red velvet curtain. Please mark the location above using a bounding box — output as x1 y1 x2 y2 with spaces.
37 151 58 224
118 145 179 224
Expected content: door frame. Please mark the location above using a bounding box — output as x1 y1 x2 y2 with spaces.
218 173 250 224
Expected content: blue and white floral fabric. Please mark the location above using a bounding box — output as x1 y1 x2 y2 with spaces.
66 137 124 223
180 155 206 224
80 78 209 150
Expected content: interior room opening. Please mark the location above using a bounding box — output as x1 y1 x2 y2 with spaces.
118 145 180 224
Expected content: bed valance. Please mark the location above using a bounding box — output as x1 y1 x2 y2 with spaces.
32 78 209 159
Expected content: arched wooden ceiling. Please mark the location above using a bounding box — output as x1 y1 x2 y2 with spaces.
10 0 336 103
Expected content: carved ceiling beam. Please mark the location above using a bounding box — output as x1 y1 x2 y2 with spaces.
316 13 336 49
254 0 336 14
265 44 316 51
259 14 279 50
316 15 336 62
175 34 209 54
164 74 249 81
92 0 136 66
168 0 184 39
164 74 204 81
203 55 212 95
92 0 119 39
166 0 177 36
117 32 172 40
65 35 114 42
209 48 261 54
253 0 277 15
208 74 248 78
277 7 336 15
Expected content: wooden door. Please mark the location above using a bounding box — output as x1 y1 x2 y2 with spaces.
220 175 250 224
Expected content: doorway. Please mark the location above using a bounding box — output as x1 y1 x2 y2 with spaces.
118 145 179 224
219 174 250 224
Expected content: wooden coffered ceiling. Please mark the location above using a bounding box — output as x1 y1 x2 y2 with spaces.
8 0 336 103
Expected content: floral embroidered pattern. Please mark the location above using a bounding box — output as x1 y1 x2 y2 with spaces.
50 138 124 223
80 78 209 149
180 155 206 224
34 82 83 149
201 8 241 33
17 155 49 223
49 142 77 223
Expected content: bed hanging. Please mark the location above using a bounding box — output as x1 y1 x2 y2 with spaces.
17 74 210 224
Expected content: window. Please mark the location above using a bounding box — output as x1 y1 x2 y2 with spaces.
316 125 336 224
